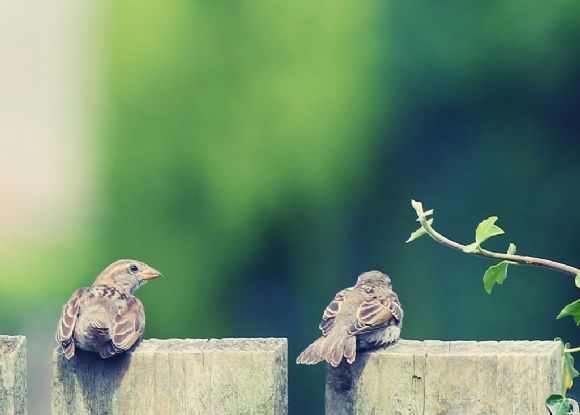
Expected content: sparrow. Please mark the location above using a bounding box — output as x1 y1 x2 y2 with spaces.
55 259 162 359
296 270 403 367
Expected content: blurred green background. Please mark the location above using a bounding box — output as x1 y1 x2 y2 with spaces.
2 1 580 413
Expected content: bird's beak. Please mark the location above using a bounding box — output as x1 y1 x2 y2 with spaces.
140 267 162 280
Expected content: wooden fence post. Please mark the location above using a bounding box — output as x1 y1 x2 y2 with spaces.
0 335 27 415
52 338 287 414
326 340 562 414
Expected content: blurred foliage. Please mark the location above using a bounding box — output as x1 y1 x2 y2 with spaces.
2 1 580 413
100 0 390 340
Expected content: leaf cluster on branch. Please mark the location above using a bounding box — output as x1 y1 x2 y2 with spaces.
406 199 580 413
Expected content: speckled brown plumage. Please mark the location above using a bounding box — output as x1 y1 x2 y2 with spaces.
296 270 403 367
55 259 162 359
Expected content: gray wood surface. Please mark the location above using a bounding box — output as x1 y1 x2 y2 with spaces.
326 339 562 415
0 335 27 415
52 338 287 414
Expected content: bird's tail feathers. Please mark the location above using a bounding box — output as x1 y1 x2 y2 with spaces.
99 342 123 359
296 334 356 367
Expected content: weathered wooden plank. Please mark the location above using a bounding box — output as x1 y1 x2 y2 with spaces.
52 338 287 414
326 339 562 415
0 335 27 415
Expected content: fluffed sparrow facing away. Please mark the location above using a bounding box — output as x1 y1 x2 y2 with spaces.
296 270 403 367
56 259 162 359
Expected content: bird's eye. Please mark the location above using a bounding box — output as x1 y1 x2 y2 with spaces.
129 264 139 273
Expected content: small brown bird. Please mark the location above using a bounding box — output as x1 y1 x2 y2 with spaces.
296 270 403 367
55 259 162 359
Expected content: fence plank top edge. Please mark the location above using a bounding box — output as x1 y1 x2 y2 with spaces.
365 338 561 357
52 337 287 358
0 335 26 355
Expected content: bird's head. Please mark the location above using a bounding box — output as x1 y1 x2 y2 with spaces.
93 259 162 294
356 270 391 288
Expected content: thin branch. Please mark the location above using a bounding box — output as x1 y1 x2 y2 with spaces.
565 346 580 354
410 200 580 277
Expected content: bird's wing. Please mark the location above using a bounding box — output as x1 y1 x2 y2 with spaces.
318 290 346 336
55 288 85 343
111 296 145 351
347 292 403 336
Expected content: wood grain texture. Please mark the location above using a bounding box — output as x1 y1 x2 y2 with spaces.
0 335 27 415
326 339 563 415
52 338 287 415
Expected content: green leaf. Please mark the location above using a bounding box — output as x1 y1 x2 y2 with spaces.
406 219 433 243
564 347 580 390
464 216 505 253
557 299 580 325
482 243 517 294
555 338 579 393
576 272 580 289
546 394 571 415
475 216 505 245
483 262 508 294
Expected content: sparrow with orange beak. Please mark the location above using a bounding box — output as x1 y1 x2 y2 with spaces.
56 259 162 359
